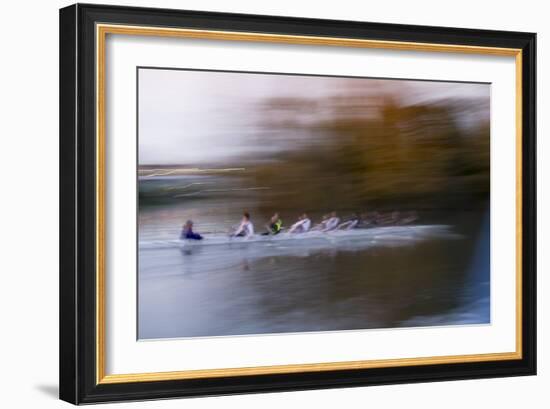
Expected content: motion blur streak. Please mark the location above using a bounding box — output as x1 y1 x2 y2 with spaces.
137 68 490 339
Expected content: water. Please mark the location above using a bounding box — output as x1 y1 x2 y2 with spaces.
138 198 490 339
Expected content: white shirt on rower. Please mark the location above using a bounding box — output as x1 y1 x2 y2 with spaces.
289 218 311 233
234 220 254 237
323 217 340 231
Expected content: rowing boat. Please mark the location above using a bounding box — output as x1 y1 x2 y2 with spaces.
139 224 460 252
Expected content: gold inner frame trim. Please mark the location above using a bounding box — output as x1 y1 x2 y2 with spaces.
95 23 523 385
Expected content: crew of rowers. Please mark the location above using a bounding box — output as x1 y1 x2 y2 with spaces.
181 210 418 240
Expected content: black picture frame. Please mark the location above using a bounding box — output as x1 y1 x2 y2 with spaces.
60 3 536 404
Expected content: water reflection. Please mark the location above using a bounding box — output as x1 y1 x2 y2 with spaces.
138 207 489 339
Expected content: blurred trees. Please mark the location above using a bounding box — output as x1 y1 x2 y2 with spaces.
252 93 489 215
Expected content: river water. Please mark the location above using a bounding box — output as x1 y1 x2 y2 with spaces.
138 195 490 339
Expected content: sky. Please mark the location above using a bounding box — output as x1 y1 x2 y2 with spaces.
138 68 490 165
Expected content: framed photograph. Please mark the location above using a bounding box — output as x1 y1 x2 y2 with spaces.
59 3 536 404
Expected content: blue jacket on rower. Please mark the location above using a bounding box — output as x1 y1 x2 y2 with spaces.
180 220 203 240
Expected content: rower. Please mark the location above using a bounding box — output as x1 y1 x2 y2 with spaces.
322 211 340 232
337 214 359 230
289 213 311 233
262 213 283 235
311 213 329 231
180 220 203 240
232 212 254 237
377 211 400 225
397 211 419 225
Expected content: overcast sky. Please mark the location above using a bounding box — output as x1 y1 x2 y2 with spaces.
138 68 489 165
